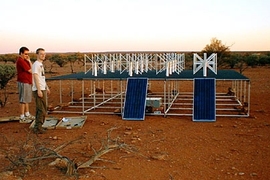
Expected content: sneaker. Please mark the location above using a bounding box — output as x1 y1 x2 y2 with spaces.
19 117 32 123
25 114 35 120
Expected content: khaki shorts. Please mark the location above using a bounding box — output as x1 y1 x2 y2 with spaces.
18 82 32 103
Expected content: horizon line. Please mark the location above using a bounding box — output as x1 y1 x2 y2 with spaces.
1 50 270 55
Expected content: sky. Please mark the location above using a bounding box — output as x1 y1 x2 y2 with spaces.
0 0 270 54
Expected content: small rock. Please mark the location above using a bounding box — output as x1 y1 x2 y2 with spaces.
90 169 95 173
124 131 132 135
125 126 132 130
250 172 258 176
238 172 245 176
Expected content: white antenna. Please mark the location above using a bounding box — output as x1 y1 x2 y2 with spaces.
193 53 217 77
84 52 185 76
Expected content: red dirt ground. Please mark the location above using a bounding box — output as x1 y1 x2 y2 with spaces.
0 65 270 180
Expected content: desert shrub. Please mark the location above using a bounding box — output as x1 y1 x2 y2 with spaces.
224 54 240 69
245 54 259 67
0 64 16 107
0 54 17 63
50 54 68 68
258 55 270 66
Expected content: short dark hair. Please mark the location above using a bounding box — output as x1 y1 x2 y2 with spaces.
36 48 45 54
19 47 29 55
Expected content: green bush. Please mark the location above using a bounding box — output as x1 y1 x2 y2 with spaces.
258 55 270 66
0 64 16 107
245 55 259 67
0 64 16 89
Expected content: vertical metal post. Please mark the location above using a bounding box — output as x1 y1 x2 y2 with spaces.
93 80 96 109
104 60 107 74
240 80 243 103
129 57 133 76
244 80 247 103
203 53 207 77
120 79 123 114
164 79 167 117
71 80 74 103
135 60 139 74
59 80 62 104
248 80 251 116
102 80 105 101
84 54 86 73
94 61 97 76
82 80 84 115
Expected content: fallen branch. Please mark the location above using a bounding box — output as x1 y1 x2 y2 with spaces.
54 135 84 153
78 144 118 168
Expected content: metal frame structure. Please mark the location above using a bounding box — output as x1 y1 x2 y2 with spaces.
47 52 250 118
48 78 250 117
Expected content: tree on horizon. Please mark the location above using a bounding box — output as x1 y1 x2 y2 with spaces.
202 38 232 67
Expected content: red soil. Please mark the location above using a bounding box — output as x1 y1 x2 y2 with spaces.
0 65 269 180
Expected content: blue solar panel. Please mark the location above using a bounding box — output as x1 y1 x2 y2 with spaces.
193 78 216 122
122 78 148 120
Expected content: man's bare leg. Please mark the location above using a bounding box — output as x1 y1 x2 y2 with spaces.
20 103 25 117
25 103 29 114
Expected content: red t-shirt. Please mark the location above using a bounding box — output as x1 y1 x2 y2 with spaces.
16 57 32 84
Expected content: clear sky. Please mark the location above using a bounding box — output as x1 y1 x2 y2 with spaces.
0 0 269 54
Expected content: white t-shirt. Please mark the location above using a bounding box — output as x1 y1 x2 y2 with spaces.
32 60 46 91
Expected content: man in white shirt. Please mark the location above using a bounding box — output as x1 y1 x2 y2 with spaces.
32 48 51 134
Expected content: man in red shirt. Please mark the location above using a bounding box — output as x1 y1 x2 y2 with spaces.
16 47 35 123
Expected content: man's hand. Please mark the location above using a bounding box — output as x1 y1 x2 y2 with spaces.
38 90 43 98
25 55 31 62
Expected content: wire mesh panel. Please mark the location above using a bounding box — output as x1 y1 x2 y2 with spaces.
122 78 148 120
193 78 216 122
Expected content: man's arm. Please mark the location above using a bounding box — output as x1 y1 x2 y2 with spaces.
46 83 51 95
33 73 43 97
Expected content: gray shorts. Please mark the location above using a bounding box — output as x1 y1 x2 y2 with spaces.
18 82 32 103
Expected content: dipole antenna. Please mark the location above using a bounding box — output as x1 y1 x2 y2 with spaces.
193 53 217 77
